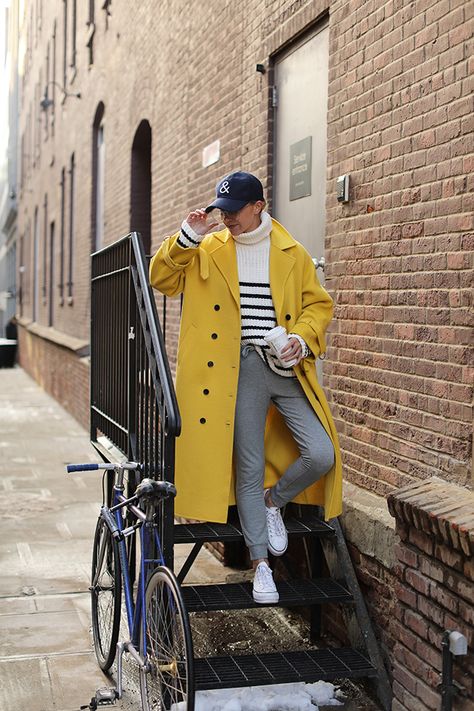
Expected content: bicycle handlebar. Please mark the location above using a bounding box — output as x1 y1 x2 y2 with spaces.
66 462 140 473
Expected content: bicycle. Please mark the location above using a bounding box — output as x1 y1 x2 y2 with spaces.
67 460 195 711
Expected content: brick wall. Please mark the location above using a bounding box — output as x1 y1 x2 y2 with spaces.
325 0 473 498
18 323 89 431
388 479 473 710
17 0 472 491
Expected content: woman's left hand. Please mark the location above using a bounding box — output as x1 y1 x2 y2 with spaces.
280 337 303 365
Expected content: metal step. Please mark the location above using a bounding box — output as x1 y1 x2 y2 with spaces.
174 513 335 545
194 648 377 690
183 578 353 612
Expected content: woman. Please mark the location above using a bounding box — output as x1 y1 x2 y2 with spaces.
150 171 342 603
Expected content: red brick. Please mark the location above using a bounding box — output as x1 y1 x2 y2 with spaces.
434 543 464 572
415 638 443 674
405 610 429 640
393 662 418 695
405 569 432 595
417 595 445 628
409 528 435 556
417 679 441 710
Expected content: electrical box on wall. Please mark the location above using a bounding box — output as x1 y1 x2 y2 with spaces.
336 175 350 203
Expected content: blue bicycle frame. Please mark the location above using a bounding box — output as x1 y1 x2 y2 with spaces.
108 480 165 665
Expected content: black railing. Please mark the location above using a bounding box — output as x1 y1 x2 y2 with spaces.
90 232 180 567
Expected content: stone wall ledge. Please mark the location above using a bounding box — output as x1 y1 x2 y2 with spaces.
387 477 474 557
18 317 90 356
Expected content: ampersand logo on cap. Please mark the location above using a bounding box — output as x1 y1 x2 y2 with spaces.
205 171 265 214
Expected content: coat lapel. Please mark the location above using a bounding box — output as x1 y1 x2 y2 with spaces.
209 219 297 315
269 220 296 321
209 232 240 308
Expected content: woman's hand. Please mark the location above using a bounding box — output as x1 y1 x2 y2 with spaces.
185 209 218 236
280 337 303 365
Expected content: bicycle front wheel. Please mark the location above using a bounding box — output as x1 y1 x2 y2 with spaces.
139 566 194 711
91 516 121 671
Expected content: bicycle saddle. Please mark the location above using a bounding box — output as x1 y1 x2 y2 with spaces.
135 478 176 501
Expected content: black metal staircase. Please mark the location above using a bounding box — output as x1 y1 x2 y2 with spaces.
90 232 392 710
175 515 390 705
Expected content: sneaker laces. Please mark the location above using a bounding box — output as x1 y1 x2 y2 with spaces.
266 507 286 538
255 562 274 586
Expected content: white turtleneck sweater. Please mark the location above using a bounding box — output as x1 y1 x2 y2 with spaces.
178 211 309 376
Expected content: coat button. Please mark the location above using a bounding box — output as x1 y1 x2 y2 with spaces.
207 361 214 367
214 304 220 311
200 418 206 424
203 389 209 395
211 333 218 339
285 314 291 320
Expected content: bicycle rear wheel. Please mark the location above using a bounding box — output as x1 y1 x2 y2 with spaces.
91 516 121 671
139 566 194 711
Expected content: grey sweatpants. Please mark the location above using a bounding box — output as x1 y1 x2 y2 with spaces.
233 346 335 560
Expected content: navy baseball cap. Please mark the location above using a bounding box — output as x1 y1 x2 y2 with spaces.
206 171 264 213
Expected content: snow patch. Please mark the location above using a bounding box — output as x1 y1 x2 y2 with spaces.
171 680 343 710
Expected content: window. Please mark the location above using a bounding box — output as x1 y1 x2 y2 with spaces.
67 153 75 300
19 232 24 318
59 168 65 304
70 0 77 74
86 0 95 65
92 103 105 251
33 207 39 321
20 133 25 189
130 120 152 254
42 194 48 303
44 42 50 140
96 124 105 248
48 221 55 326
62 0 68 90
51 20 57 134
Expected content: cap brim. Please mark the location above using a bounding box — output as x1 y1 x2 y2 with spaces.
205 197 248 213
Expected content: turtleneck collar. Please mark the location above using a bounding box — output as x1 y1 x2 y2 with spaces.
232 211 272 245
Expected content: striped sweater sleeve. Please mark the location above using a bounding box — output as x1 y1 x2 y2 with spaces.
176 221 204 249
289 333 311 358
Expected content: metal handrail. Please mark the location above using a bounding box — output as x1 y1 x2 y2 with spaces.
90 231 180 567
129 231 180 436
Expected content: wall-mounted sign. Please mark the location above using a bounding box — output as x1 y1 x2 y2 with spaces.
289 136 312 200
202 139 220 168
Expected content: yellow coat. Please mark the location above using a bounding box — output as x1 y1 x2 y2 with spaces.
149 218 342 523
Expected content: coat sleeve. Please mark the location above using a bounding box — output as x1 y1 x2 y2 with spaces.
149 232 199 297
290 249 333 358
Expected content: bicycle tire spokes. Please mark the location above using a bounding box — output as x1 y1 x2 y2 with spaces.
140 567 194 711
91 517 121 672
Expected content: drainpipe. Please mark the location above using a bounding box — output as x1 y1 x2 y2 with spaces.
439 630 468 711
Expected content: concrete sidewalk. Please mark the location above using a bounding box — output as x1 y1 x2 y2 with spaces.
0 367 381 711
0 368 230 711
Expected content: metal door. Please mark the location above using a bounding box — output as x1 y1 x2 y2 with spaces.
273 22 329 284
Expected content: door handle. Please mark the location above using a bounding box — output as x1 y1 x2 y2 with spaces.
312 256 325 271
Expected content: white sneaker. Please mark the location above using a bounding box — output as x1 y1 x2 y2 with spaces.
252 561 279 604
264 490 288 557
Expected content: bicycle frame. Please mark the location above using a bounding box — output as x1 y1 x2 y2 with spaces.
97 470 166 698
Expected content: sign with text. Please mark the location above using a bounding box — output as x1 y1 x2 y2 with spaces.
289 136 312 200
202 139 220 168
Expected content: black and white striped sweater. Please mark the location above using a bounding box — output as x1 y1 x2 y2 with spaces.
178 211 309 377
